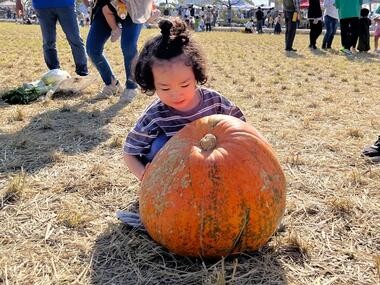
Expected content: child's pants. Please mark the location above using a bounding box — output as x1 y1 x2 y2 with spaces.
142 134 170 164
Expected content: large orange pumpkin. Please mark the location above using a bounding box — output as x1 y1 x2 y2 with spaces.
140 114 286 257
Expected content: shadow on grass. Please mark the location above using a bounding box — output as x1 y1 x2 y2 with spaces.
284 51 305 59
310 48 327 56
90 222 289 285
0 93 131 174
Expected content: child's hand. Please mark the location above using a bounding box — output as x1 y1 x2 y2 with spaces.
140 163 151 181
147 8 161 24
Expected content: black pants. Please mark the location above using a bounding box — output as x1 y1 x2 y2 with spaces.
206 23 211 32
284 11 298 50
340 17 359 49
309 20 322 47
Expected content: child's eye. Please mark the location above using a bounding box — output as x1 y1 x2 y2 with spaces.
181 84 190 88
161 88 170 91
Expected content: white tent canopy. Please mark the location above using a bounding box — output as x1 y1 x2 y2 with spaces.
0 1 16 8
182 0 213 5
231 1 255 9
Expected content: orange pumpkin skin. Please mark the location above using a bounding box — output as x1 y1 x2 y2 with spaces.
140 114 286 258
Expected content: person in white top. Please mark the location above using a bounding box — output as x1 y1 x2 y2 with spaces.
322 0 339 49
245 19 254 33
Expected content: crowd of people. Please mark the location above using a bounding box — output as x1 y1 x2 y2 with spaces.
283 0 380 54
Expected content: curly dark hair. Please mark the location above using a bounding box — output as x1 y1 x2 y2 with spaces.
134 17 207 95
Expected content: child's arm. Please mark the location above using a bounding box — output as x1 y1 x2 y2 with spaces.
123 154 147 181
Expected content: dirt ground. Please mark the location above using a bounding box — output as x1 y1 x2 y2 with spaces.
0 22 379 284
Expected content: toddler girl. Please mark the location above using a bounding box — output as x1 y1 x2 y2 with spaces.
123 18 245 181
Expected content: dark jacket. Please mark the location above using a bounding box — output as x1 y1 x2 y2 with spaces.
308 0 322 18
256 9 264 20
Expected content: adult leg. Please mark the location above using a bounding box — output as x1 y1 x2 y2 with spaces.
309 20 316 47
314 20 322 47
340 18 350 49
86 10 115 85
120 16 142 90
328 17 338 48
322 15 331 48
257 20 262 33
284 11 291 49
57 5 88 76
286 12 297 50
350 17 360 50
35 8 60 70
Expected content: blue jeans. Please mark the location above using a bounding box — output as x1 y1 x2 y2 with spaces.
142 134 170 165
86 11 142 88
35 6 88 76
322 15 338 48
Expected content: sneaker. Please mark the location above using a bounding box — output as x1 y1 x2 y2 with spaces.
98 80 122 97
111 26 122 42
362 136 380 157
370 156 380 164
340 48 352 55
116 210 145 230
120 88 138 103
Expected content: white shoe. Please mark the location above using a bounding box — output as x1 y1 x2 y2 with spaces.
98 80 122 97
120 88 138 103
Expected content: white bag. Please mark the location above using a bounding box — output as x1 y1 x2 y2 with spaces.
125 0 153 24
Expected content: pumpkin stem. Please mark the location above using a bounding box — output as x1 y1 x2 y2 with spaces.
199 134 217 151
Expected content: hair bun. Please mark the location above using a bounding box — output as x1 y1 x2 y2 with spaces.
159 19 173 39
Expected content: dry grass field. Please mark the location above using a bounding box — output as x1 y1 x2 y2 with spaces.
0 22 379 284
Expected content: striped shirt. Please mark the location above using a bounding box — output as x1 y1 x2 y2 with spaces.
123 87 245 156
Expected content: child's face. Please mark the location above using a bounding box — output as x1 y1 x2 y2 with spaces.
152 58 200 112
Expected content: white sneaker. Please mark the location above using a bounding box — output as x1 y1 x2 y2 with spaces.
120 88 138 103
98 80 122 97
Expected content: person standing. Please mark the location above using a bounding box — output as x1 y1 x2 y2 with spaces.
86 0 155 101
15 0 88 76
357 8 371 52
308 0 323 49
322 0 339 49
205 8 213 31
255 7 264 34
334 0 363 55
283 0 300 52
274 14 282 34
